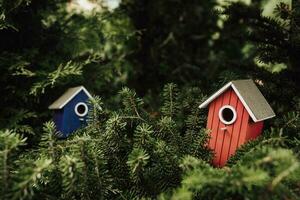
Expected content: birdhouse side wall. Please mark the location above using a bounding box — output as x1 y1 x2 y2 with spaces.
246 121 264 141
53 109 64 134
206 88 250 167
61 90 90 137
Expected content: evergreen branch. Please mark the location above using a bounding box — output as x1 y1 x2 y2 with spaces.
0 129 27 198
270 162 299 190
40 121 60 160
60 155 84 199
127 148 150 183
119 87 145 121
12 158 52 200
161 83 179 118
30 61 83 96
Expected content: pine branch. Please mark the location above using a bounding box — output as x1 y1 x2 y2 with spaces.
0 129 26 199
161 83 179 118
60 155 83 199
127 148 150 184
30 61 83 96
12 158 52 200
119 87 145 122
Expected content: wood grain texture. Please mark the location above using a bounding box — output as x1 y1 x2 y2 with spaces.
208 94 224 152
207 101 215 146
219 90 237 166
205 87 264 167
237 109 249 148
214 89 231 166
226 97 246 160
232 107 245 154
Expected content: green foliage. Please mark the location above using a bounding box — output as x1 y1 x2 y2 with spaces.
12 158 52 200
59 155 83 199
161 83 180 118
167 147 300 200
0 130 26 199
127 148 150 183
30 61 84 96
0 0 300 199
2 78 299 199
0 84 213 199
119 87 145 121
0 0 135 140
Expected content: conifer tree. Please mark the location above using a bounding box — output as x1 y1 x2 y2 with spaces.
0 0 299 199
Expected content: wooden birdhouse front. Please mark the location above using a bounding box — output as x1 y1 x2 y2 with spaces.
199 79 275 167
48 86 92 138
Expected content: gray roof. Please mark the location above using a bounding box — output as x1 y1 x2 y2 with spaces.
199 79 275 122
48 86 92 110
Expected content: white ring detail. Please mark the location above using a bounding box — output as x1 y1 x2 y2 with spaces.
218 105 237 125
74 102 88 117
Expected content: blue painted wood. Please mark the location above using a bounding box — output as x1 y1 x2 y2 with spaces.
53 109 64 136
53 90 90 138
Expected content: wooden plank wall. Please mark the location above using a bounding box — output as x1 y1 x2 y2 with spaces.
206 89 250 167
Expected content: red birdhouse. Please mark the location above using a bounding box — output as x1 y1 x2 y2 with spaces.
199 79 275 167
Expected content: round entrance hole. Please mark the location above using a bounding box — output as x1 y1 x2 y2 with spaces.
218 105 237 125
75 102 88 117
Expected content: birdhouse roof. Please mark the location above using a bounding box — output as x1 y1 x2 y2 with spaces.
199 79 275 122
48 86 92 110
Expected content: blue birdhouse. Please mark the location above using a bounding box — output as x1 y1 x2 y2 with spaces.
48 86 92 138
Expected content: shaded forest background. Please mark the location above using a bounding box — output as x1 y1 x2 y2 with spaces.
0 0 300 199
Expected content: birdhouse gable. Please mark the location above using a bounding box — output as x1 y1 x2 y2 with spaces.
199 79 275 122
48 86 92 110
48 86 93 138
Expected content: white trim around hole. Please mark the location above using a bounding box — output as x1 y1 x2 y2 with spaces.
74 102 88 117
218 105 237 125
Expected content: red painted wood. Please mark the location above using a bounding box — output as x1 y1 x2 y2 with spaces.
219 90 237 166
227 98 245 160
213 89 231 166
237 108 249 148
205 87 261 167
207 102 215 130
252 121 263 139
208 94 224 152
206 101 215 143
246 121 263 140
